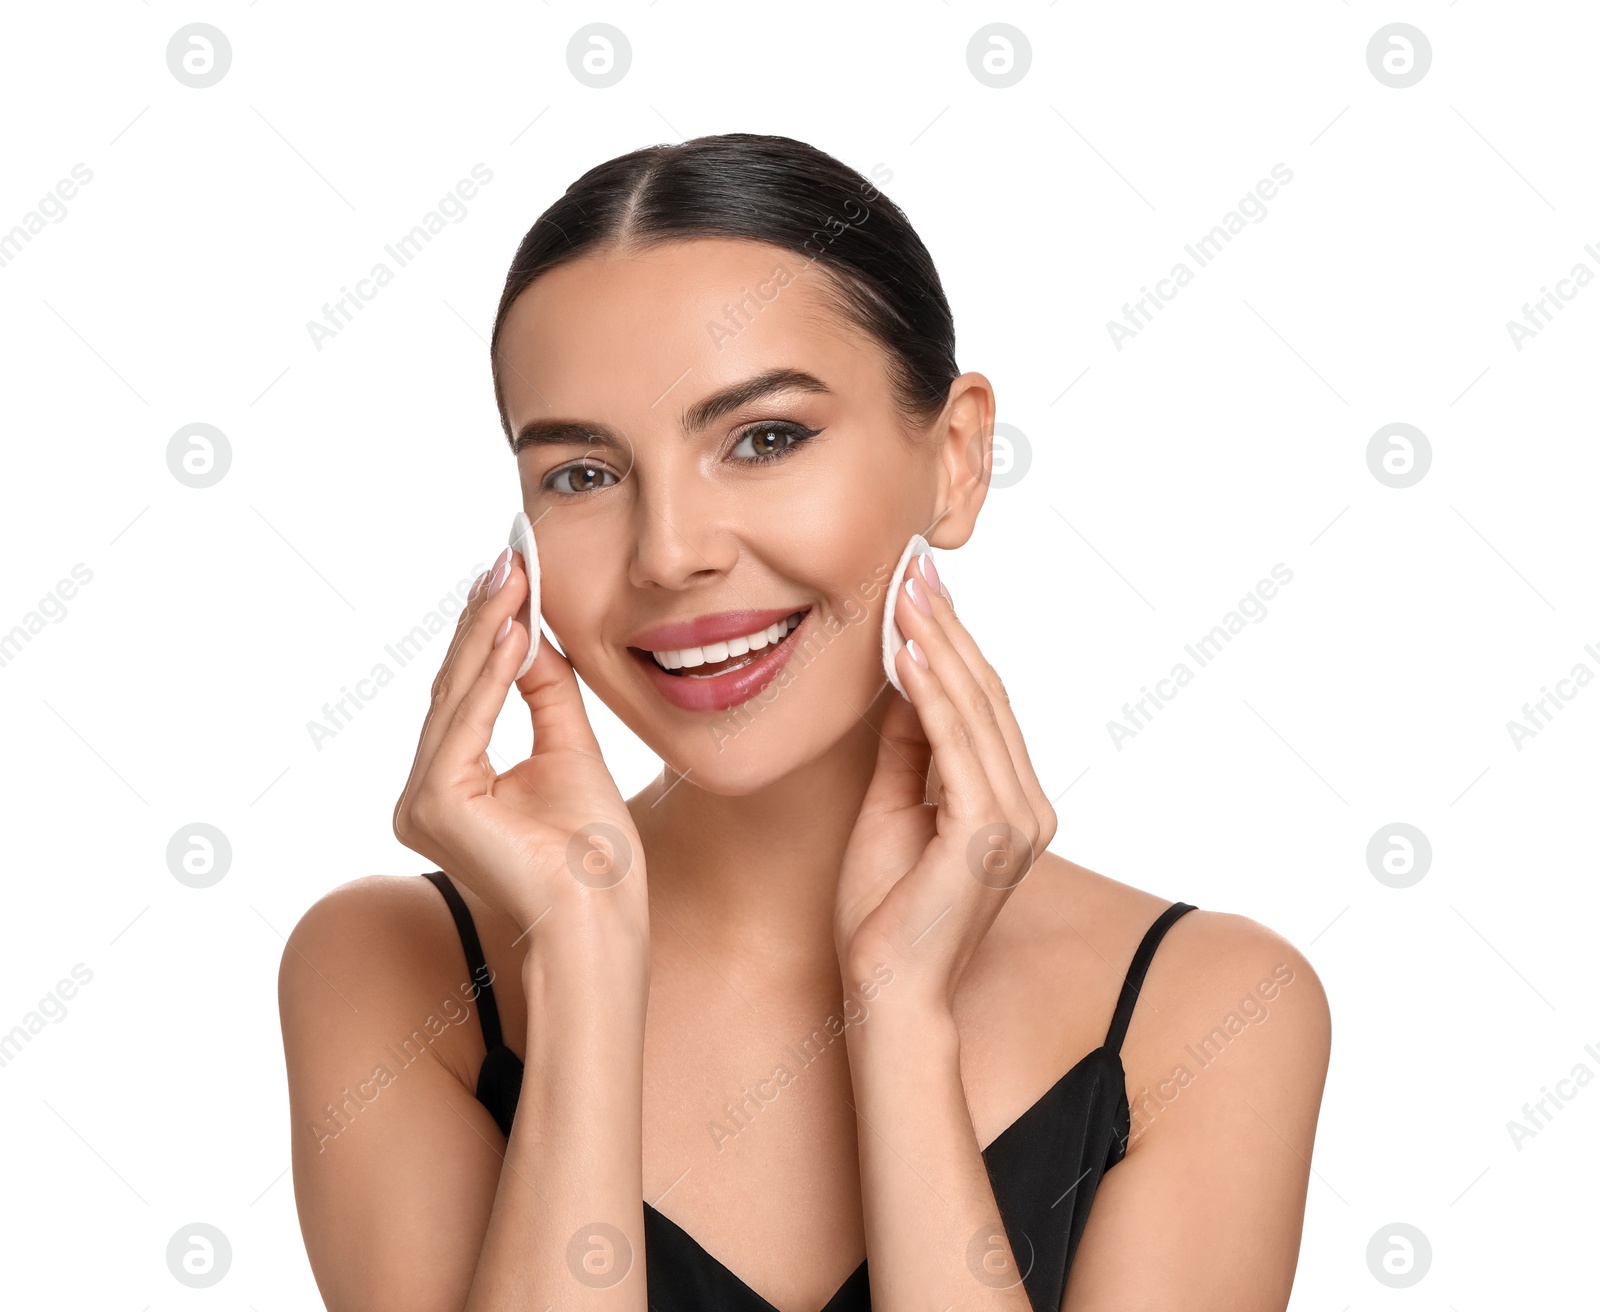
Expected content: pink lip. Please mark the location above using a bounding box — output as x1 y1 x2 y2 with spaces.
627 607 805 652
628 608 813 713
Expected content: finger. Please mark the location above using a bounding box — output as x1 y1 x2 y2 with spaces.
435 563 495 690
411 551 522 783
396 565 493 814
888 623 1016 938
429 595 532 791
513 617 610 764
890 589 1002 833
917 561 1056 849
893 572 1036 843
429 555 608 784
859 684 933 819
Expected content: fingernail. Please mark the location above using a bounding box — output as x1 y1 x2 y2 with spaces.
906 638 928 669
938 581 953 610
918 553 941 592
488 546 512 597
905 575 932 617
493 615 513 648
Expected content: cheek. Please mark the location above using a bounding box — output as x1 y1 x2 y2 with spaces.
535 541 612 646
770 477 894 591
747 479 910 675
784 529 888 637
789 549 904 697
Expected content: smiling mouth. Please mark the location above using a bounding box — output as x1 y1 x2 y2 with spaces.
638 609 810 678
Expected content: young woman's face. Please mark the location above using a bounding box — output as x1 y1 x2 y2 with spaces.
497 237 963 794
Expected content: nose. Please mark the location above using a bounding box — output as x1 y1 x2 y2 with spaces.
625 465 739 593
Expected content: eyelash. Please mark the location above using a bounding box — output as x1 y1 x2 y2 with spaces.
541 421 822 497
732 420 822 464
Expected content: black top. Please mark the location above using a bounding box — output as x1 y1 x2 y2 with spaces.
422 870 1196 1312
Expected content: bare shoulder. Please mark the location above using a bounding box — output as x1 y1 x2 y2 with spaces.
279 873 446 998
968 852 1331 1140
1019 859 1334 1307
1003 850 1329 1032
1112 879 1334 1121
277 874 511 1310
1020 854 1334 1158
278 873 483 1092
281 872 449 955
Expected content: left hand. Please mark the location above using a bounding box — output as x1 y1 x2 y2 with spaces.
833 555 1058 1009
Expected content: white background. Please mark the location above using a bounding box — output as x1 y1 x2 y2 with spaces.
1 2 1594 1306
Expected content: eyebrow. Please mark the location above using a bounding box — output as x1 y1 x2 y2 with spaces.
509 367 833 455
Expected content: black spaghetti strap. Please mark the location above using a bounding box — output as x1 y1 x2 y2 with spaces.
1103 901 1197 1054
421 870 505 1052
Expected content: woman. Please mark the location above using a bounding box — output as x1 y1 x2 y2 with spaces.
278 132 1331 1311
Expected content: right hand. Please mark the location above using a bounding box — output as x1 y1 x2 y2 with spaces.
392 545 648 956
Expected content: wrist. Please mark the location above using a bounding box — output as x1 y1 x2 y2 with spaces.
521 915 650 1009
840 975 957 1051
843 993 961 1095
839 943 958 1028
512 867 649 950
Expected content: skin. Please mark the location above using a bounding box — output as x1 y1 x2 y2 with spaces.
279 236 1332 1311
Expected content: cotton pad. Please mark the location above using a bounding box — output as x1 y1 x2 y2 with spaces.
508 510 541 680
881 532 932 698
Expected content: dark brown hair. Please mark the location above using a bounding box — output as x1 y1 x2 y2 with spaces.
489 133 959 447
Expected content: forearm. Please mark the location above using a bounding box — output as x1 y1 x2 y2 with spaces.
844 999 1032 1311
466 928 650 1311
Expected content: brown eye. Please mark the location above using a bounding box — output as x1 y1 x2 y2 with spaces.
731 422 820 463
548 461 618 495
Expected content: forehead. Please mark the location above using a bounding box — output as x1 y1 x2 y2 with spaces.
497 237 886 428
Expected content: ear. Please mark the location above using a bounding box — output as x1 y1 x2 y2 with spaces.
924 371 996 551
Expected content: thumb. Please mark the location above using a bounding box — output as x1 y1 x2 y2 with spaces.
860 688 933 817
513 621 606 761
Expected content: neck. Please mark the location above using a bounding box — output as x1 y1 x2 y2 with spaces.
629 704 887 976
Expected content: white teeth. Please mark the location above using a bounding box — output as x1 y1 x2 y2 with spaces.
650 612 802 672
